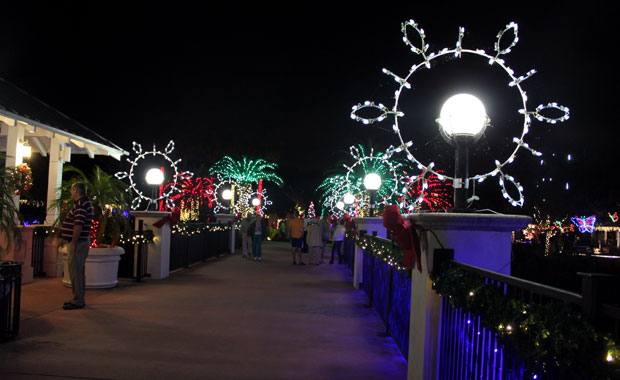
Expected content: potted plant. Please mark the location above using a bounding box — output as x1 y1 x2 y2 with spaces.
50 165 132 288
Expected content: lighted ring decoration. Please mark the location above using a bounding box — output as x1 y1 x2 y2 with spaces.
344 145 402 209
207 174 239 214
350 21 570 207
115 141 194 210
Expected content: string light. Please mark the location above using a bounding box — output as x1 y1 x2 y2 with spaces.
351 20 569 207
115 140 193 210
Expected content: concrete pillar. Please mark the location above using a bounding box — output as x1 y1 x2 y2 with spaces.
351 217 386 289
215 214 236 254
45 137 66 225
131 211 171 280
405 213 531 380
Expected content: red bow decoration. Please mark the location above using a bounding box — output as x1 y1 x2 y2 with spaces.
382 205 422 272
153 206 181 228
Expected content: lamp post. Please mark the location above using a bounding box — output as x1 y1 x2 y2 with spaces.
222 189 233 214
145 168 164 211
436 94 489 211
363 173 382 217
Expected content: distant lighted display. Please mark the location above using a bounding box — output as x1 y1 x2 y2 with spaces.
571 216 596 234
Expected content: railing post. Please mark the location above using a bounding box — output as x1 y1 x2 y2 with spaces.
578 272 615 320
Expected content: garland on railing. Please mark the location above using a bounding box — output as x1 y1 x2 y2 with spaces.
352 233 407 272
430 263 620 379
118 230 155 245
172 223 232 236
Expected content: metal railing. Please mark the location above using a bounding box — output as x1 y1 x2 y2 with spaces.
169 223 230 271
359 235 411 359
434 251 620 380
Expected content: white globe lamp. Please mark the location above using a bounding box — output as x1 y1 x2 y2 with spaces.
145 168 164 185
363 173 382 217
436 93 490 210
343 192 355 205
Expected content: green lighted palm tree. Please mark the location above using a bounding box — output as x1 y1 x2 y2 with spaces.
209 156 283 186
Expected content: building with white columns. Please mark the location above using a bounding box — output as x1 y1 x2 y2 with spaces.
0 77 128 225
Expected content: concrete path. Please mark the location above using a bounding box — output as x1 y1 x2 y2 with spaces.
0 241 407 380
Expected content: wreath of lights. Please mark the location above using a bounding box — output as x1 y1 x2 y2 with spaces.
351 21 569 207
207 174 239 214
343 145 403 209
115 141 193 210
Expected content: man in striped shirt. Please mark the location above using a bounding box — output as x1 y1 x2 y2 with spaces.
61 182 94 310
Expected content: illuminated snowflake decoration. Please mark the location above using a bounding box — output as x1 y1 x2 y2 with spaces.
351 21 569 207
343 145 403 208
115 140 193 210
207 174 239 214
244 189 272 216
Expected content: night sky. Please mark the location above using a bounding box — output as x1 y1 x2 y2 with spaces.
1 3 616 217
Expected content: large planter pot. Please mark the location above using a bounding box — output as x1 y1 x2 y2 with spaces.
62 246 125 289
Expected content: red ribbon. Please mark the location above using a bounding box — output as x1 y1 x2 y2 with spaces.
153 206 181 228
382 205 422 272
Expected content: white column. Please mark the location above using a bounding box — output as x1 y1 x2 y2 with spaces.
406 213 531 380
352 217 387 289
215 213 237 253
5 122 24 212
45 137 66 225
131 211 171 280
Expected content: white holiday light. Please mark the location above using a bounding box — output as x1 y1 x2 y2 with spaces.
350 20 570 207
116 140 193 210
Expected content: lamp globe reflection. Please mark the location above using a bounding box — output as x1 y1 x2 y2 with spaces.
436 94 490 210
363 173 382 217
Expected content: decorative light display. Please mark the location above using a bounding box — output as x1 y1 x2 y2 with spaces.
343 145 403 210
244 189 271 216
207 174 239 214
609 212 618 223
399 169 453 212
7 163 33 196
307 201 316 218
317 174 354 218
161 175 215 220
115 141 193 210
571 215 596 234
355 233 406 271
209 156 282 217
350 20 569 207
209 156 283 186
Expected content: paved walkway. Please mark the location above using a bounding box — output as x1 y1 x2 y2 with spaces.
1 242 407 380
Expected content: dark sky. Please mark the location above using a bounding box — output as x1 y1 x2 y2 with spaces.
1 3 616 216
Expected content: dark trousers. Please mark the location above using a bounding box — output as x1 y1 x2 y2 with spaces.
331 240 343 263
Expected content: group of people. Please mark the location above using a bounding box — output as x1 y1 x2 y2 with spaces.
288 214 346 266
239 214 267 260
238 212 348 266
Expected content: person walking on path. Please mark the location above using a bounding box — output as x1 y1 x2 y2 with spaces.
249 214 266 261
61 182 94 310
287 213 305 265
240 215 252 258
330 219 346 264
319 215 331 264
306 218 323 265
